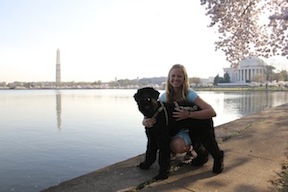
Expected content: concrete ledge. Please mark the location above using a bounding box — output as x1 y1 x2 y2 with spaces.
41 104 288 192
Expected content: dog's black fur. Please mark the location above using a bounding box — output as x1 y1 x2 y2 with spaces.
134 87 223 180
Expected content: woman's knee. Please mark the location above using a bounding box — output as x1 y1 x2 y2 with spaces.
170 137 187 154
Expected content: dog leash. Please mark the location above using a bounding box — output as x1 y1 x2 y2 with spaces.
152 101 168 126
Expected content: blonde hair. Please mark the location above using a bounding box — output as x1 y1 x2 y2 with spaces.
166 64 190 102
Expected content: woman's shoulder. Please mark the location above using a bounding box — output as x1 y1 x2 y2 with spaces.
159 91 167 101
186 88 198 102
187 88 197 94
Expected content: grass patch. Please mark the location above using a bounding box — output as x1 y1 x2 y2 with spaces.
270 158 288 192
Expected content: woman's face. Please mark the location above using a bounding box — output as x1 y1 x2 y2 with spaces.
169 68 185 89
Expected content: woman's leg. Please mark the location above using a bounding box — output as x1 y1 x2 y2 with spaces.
170 130 197 163
170 136 190 154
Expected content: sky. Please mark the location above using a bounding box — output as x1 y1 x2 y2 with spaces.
0 0 231 83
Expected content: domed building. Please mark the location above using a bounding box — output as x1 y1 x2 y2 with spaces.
223 56 267 83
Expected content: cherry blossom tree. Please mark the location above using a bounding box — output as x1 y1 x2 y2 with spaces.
200 0 288 68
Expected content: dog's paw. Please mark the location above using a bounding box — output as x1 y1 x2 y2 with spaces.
137 162 150 170
153 173 169 180
213 151 224 174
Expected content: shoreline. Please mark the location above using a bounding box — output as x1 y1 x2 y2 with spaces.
0 87 288 91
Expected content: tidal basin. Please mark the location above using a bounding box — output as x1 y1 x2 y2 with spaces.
0 89 287 192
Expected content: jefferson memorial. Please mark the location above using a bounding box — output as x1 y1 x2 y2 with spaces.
223 56 267 83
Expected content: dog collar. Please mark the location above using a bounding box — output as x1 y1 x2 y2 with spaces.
152 101 168 126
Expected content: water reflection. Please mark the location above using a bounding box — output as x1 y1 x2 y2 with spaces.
236 91 269 115
198 91 288 126
223 91 286 116
56 91 62 130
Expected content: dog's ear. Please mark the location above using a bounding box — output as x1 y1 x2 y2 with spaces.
145 87 160 99
151 89 160 99
133 92 140 102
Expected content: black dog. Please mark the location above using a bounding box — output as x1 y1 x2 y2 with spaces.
134 87 224 180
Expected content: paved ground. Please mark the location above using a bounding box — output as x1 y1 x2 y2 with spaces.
41 103 288 192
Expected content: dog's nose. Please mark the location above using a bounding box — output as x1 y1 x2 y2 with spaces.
144 105 150 109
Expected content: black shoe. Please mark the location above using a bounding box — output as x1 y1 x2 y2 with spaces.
213 151 224 174
191 147 209 167
153 172 169 180
138 162 150 170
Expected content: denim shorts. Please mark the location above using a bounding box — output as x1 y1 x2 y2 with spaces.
174 129 192 146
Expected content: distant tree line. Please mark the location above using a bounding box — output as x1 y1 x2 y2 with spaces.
214 73 230 84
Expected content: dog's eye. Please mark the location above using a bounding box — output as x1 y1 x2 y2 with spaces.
146 98 151 102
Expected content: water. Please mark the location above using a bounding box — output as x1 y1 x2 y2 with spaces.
0 89 287 192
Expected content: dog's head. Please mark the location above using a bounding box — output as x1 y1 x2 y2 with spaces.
134 87 160 117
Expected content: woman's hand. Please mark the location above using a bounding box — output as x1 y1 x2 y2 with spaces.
142 117 156 128
173 108 190 121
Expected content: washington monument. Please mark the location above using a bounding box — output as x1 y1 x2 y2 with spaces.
56 49 61 84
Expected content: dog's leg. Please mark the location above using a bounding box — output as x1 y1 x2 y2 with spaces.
193 125 224 173
153 135 170 180
191 142 209 166
188 128 209 166
200 130 224 173
138 129 157 169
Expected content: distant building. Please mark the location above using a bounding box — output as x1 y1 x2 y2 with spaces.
223 56 266 83
56 49 61 84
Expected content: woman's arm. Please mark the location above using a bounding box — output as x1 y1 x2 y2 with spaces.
189 96 216 119
142 117 156 128
173 96 216 120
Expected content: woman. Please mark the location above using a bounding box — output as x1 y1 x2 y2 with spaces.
143 64 224 173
